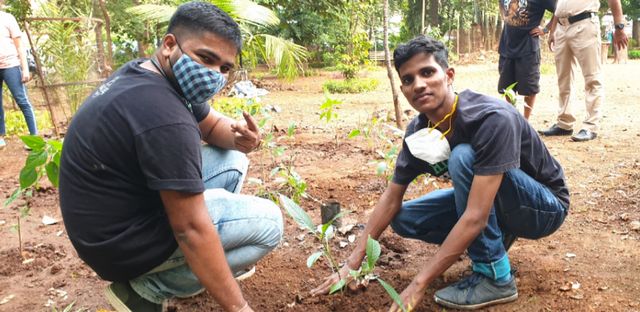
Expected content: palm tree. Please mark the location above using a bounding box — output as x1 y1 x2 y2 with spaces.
127 0 308 80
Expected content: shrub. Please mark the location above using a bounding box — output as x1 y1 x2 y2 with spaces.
4 109 53 136
628 49 640 60
323 78 380 94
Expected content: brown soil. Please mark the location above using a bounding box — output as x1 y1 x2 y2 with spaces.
1 57 639 312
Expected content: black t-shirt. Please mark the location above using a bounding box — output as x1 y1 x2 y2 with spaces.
393 89 570 209
499 0 556 58
59 59 211 282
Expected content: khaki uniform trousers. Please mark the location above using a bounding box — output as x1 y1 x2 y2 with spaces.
554 16 603 132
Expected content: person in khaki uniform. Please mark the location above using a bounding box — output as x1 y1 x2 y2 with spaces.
539 0 628 142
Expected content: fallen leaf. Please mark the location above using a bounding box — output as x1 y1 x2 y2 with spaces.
22 258 35 264
0 294 15 305
559 285 571 291
565 253 576 258
348 234 356 243
571 281 581 290
338 224 355 235
598 286 609 291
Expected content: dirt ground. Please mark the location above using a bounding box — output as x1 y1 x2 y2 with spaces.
1 55 639 312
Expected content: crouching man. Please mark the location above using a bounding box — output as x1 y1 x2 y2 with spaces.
311 35 569 310
59 2 282 312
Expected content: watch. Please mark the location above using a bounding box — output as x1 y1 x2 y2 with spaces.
615 23 625 30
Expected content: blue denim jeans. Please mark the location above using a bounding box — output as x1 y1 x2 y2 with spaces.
129 145 283 303
0 66 37 135
391 144 566 280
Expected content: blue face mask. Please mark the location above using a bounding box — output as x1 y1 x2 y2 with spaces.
171 42 227 113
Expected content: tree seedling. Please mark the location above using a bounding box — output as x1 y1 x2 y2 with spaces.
279 194 347 273
319 94 342 147
330 235 407 312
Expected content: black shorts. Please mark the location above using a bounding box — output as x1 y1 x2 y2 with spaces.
498 50 541 96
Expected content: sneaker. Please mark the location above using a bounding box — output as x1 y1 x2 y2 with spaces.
104 281 164 312
434 272 518 310
538 124 573 136
234 266 256 281
0 138 6 150
571 129 597 142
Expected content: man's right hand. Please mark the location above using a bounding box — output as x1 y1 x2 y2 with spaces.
310 263 357 296
548 34 555 52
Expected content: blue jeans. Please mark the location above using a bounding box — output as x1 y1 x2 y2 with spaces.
130 145 283 303
391 144 566 280
0 66 37 135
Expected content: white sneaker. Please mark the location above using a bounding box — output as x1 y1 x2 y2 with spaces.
234 266 256 281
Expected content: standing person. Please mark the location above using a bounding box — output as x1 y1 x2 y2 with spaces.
0 1 38 149
59 2 282 312
539 0 628 141
498 0 556 120
311 35 569 310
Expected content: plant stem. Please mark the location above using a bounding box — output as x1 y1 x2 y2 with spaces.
17 215 23 259
323 238 340 273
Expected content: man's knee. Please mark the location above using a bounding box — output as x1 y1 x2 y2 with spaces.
448 144 475 176
256 197 284 249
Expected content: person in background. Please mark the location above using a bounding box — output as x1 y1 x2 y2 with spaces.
59 2 282 312
497 0 556 120
539 0 628 141
0 0 38 149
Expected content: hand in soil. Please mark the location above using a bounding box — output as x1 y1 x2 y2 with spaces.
388 280 425 312
230 111 261 153
310 264 355 296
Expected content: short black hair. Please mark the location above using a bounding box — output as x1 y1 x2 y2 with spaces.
167 1 242 51
393 35 448 73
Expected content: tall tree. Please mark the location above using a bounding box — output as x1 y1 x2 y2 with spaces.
383 0 402 129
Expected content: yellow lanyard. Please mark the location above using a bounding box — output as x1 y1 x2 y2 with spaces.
428 94 458 139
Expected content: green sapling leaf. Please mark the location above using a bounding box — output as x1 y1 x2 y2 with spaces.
366 235 381 271
329 279 347 294
279 194 315 233
378 278 407 312
348 129 361 138
19 166 38 189
3 188 23 207
20 135 45 150
45 162 60 187
307 251 323 268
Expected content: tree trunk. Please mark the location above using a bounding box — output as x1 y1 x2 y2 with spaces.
98 0 113 76
634 19 639 48
428 0 440 30
383 0 403 129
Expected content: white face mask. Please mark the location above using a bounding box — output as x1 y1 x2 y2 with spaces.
405 127 451 164
404 94 458 165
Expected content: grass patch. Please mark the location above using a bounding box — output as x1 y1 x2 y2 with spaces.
628 50 640 60
322 78 380 94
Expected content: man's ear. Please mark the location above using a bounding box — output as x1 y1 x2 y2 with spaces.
446 67 455 86
160 34 178 58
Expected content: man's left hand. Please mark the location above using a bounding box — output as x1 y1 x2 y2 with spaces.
529 26 545 37
230 111 261 153
613 28 629 50
388 280 427 312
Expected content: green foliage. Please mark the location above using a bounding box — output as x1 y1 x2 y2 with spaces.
213 97 264 119
503 82 518 106
32 1 96 113
271 166 307 204
323 78 380 94
2 109 53 136
4 136 62 207
375 145 399 181
319 95 341 123
629 50 640 59
4 0 32 22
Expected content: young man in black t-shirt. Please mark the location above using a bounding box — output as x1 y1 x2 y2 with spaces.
311 36 569 310
498 0 556 120
59 2 281 312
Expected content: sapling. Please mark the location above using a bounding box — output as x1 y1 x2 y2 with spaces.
319 94 341 147
330 235 407 312
279 194 346 273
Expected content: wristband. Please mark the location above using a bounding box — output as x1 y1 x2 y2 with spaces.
543 26 549 34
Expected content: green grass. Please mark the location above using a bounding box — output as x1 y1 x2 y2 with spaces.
322 77 380 94
628 50 640 60
3 109 53 136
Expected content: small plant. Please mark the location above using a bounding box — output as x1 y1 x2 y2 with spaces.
629 50 640 59
279 194 346 273
4 135 62 258
502 82 518 106
375 145 399 183
319 94 342 147
330 236 407 312
3 109 53 136
5 135 62 207
272 165 307 204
